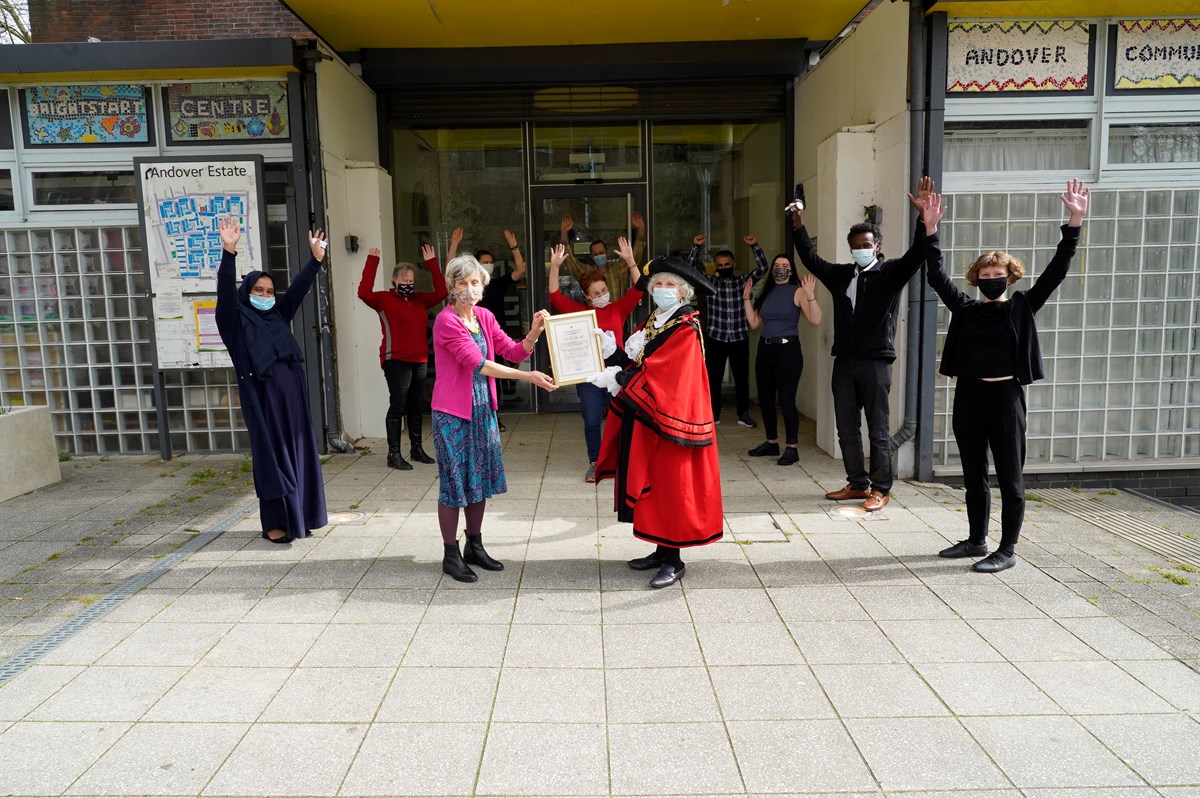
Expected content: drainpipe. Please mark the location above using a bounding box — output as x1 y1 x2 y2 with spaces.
297 43 355 454
890 0 928 455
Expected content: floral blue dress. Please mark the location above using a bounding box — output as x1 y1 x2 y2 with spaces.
432 327 507 507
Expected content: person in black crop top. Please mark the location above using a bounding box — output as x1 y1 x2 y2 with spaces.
921 179 1089 574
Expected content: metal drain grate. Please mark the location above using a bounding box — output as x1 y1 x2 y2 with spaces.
0 498 258 687
1038 488 1200 569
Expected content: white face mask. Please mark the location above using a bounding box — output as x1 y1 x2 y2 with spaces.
652 287 681 311
590 292 611 309
851 249 876 268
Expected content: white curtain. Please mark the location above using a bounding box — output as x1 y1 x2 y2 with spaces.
945 130 1090 172
1108 125 1200 165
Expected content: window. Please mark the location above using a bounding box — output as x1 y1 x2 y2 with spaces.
945 120 1091 172
1108 122 1200 165
532 123 642 182
31 170 136 206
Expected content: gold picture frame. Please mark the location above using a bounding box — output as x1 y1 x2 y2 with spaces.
543 309 605 387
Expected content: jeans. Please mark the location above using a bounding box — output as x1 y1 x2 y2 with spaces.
831 357 892 494
577 380 611 463
755 338 803 445
953 377 1027 553
382 359 427 442
706 336 751 418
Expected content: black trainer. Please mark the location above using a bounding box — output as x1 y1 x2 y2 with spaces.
777 447 799 466
748 441 780 457
939 540 988 558
973 551 1017 573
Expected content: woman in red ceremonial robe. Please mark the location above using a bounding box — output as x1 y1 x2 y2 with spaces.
593 255 722 588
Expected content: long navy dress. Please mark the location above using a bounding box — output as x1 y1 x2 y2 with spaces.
215 249 328 540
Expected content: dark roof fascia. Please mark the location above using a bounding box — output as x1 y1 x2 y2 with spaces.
0 37 300 75
354 38 812 87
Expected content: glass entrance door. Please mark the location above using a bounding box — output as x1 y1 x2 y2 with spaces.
529 187 648 411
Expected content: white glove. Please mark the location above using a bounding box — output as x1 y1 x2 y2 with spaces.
594 328 617 358
587 365 623 397
624 329 647 361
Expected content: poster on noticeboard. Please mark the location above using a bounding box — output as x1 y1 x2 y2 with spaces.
21 84 154 147
164 81 290 144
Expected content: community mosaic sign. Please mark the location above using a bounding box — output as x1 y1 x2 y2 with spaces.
165 81 290 143
133 156 267 369
947 20 1091 93
1114 19 1200 90
22 84 151 146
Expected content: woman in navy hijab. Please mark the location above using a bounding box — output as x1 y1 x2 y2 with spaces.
216 215 329 543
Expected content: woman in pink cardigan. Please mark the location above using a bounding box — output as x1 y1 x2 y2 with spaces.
433 253 557 582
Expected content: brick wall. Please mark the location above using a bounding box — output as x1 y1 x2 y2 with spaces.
940 469 1200 511
30 0 315 43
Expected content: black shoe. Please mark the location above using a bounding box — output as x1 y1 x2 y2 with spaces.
385 417 410 470
973 551 1017 573
627 553 664 571
939 540 988 558
776 447 799 466
387 450 412 470
443 542 478 582
737 414 757 428
463 535 504 571
262 530 291 545
649 563 685 588
409 443 435 465
748 441 780 457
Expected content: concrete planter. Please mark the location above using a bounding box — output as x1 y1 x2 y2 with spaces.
0 406 61 503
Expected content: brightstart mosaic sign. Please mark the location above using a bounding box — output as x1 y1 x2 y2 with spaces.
1114 19 1200 90
22 84 152 146
165 81 290 144
947 20 1091 93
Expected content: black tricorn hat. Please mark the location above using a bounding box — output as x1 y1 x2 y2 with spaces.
635 255 715 297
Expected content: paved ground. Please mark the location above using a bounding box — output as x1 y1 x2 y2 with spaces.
1 413 1199 797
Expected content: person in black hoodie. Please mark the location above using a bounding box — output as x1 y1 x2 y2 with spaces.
790 181 930 512
215 215 329 544
921 179 1088 573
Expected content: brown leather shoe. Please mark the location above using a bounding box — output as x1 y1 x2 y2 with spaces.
861 491 889 512
825 484 871 501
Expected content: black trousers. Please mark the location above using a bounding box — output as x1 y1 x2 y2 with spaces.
952 377 1027 553
755 338 803 445
706 336 751 417
831 357 892 493
382 359 427 442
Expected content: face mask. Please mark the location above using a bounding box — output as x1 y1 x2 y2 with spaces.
977 277 1008 300
590 292 611 309
249 295 275 311
593 254 608 267
395 284 414 297
480 262 495 276
851 249 876 268
716 266 735 277
454 286 483 304
652 287 681 311
772 267 791 282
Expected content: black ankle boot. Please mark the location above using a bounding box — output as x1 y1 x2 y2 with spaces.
386 417 412 470
463 534 504 571
410 442 435 465
443 542 478 582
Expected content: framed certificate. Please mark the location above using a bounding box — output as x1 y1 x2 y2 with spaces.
544 309 605 387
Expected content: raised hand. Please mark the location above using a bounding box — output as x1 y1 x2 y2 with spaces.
1060 178 1089 226
450 227 464 247
790 209 804 230
614 235 636 267
309 229 328 261
693 233 706 247
218 215 241 254
367 246 381 259
530 308 550 337
920 192 947 234
420 243 435 262
907 175 935 211
503 228 518 248
631 210 645 235
742 276 754 301
743 234 758 246
800 273 817 299
560 214 574 237
549 243 568 270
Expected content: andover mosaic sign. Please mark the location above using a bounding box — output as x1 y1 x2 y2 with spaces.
22 84 151 145
947 20 1091 93
1114 19 1200 90
165 81 289 143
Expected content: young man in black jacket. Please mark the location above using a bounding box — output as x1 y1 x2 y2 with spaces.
790 181 930 511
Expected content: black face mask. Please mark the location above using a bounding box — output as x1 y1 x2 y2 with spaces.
977 277 1007 300
395 284 414 297
716 267 735 278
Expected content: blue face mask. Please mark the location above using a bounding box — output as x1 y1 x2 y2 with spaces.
652 287 680 310
593 253 608 267
249 295 275 311
851 248 876 268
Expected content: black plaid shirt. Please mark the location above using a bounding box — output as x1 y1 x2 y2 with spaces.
688 243 770 343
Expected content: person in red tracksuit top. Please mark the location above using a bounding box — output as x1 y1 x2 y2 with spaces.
358 243 447 470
